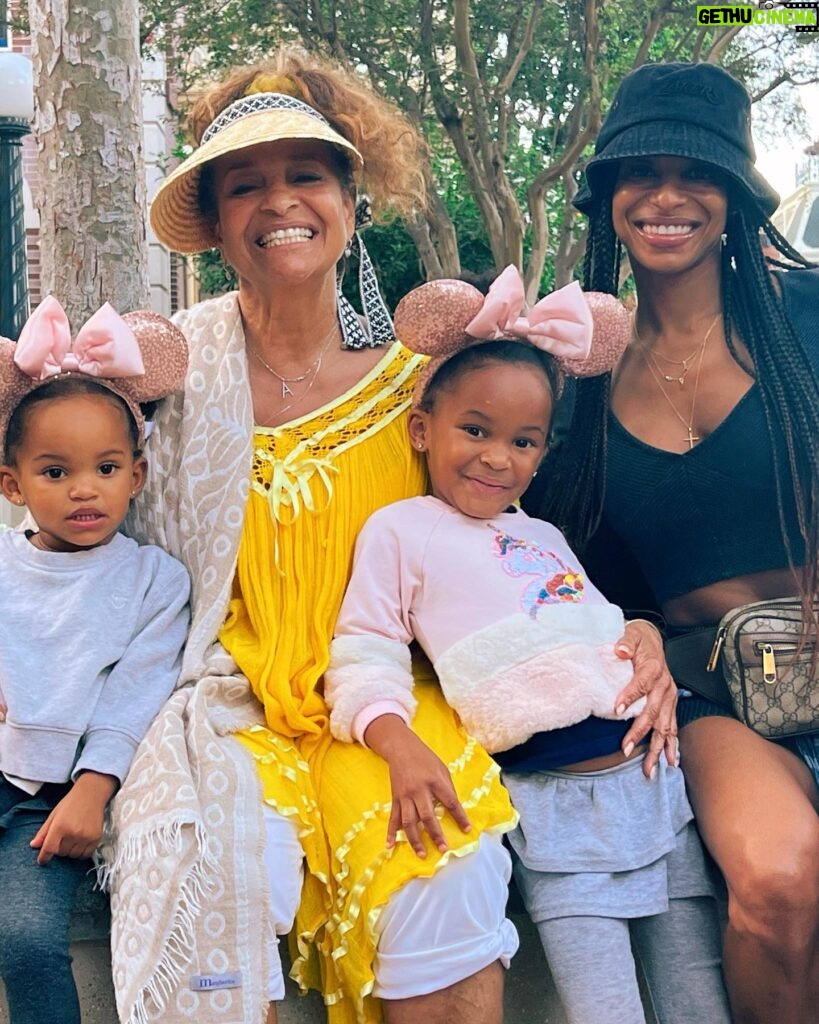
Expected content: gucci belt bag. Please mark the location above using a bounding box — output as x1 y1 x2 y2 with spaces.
666 598 817 738
711 598 817 739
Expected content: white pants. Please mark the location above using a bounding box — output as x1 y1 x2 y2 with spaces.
262 806 518 1001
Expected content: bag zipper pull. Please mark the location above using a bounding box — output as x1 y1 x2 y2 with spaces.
762 643 778 686
707 627 726 672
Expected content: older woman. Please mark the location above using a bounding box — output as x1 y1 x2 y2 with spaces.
534 62 819 1024
103 50 670 1024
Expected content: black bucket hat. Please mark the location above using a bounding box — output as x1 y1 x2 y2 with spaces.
574 62 779 217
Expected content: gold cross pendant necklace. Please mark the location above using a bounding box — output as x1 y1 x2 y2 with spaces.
638 314 720 450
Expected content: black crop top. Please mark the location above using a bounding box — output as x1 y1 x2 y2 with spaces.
604 269 819 605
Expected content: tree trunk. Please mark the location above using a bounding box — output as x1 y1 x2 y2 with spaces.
28 0 149 329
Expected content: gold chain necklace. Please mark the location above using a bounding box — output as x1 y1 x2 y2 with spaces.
253 322 341 425
634 313 720 388
249 319 339 399
639 314 720 450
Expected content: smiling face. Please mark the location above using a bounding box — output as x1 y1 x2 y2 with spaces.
611 155 728 276
210 138 356 293
408 360 552 520
0 392 146 552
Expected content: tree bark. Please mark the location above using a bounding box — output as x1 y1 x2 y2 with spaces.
415 181 461 278
29 0 149 329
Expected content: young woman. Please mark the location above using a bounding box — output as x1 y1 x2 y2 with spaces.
533 61 819 1024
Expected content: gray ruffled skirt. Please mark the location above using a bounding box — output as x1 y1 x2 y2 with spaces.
503 756 715 922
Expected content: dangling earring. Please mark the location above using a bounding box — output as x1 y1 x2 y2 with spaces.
336 195 394 350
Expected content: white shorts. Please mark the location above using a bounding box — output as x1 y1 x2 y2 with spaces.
262 806 518 1002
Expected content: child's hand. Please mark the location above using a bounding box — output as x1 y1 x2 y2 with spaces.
364 715 472 858
31 771 118 865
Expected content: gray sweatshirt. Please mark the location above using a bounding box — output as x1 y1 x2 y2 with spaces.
0 529 190 785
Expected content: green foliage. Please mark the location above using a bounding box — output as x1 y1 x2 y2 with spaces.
193 248 237 296
141 0 819 296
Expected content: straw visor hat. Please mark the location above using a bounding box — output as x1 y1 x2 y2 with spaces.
150 92 364 254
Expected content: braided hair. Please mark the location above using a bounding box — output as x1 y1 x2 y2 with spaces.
538 176 819 627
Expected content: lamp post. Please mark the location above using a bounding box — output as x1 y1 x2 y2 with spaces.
0 48 34 339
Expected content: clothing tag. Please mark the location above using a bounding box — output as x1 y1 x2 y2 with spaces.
189 972 242 991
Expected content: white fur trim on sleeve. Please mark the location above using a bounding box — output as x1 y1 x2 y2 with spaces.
326 635 416 743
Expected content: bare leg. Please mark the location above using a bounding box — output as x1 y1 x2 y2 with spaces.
266 1004 277 1024
383 962 503 1024
681 717 819 1024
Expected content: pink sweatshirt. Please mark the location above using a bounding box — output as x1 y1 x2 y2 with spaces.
326 496 640 754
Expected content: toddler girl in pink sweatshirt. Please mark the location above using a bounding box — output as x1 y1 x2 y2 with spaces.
326 269 730 1024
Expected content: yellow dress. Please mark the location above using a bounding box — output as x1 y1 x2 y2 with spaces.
220 343 516 1023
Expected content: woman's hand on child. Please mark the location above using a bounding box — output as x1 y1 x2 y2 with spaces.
31 771 118 864
364 714 472 858
614 620 678 779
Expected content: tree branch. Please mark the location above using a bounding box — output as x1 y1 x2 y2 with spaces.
499 0 544 95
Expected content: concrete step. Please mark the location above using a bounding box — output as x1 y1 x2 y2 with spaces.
0 915 578 1023
0 909 657 1023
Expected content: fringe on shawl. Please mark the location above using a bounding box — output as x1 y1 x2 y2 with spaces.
98 817 221 1024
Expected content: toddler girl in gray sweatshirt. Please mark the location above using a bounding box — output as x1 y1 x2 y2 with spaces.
0 296 190 1024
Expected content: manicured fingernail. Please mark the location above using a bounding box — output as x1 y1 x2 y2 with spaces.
623 741 634 758
650 764 658 781
616 703 627 716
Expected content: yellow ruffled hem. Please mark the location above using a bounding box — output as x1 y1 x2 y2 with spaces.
289 677 518 1024
233 724 326 873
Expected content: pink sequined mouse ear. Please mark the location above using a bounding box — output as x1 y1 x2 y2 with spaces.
394 275 631 382
119 311 189 403
393 280 486 357
0 337 35 456
553 293 632 378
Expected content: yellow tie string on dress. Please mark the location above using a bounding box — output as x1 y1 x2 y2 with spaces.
252 446 340 566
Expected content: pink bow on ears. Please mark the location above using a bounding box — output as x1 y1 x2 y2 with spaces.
465 265 593 361
13 295 145 381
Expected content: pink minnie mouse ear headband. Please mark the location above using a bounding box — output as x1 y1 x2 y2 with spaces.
0 296 189 453
394 265 631 400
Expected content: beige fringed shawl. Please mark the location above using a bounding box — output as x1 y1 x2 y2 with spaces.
99 293 273 1024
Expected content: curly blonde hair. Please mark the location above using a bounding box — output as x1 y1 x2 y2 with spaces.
187 49 427 220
